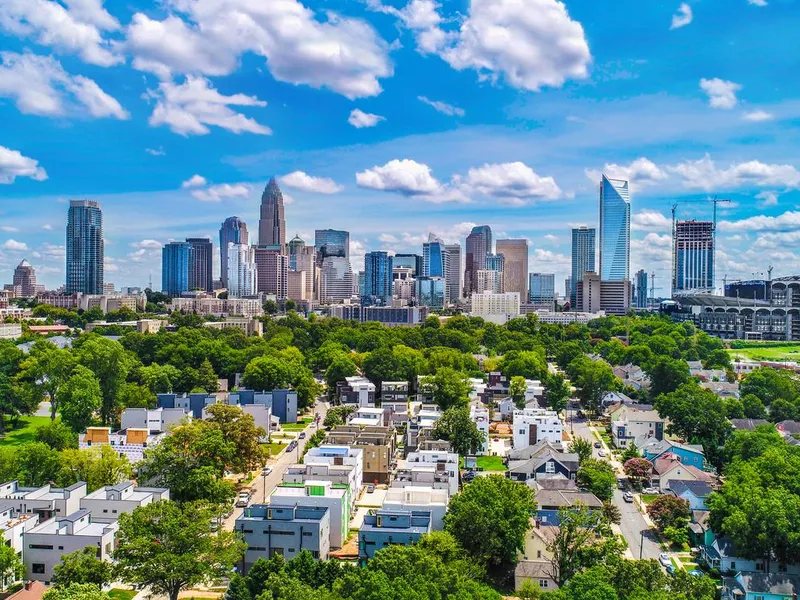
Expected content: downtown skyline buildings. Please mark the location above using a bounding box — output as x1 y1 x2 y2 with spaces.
66 200 104 295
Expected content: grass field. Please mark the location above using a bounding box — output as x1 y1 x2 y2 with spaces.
281 418 313 432
728 345 800 363
476 455 507 471
640 494 660 505
264 442 288 456
108 590 137 600
0 416 51 446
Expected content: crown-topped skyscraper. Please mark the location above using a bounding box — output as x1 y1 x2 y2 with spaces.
258 178 286 252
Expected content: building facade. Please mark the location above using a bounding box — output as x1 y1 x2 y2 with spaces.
635 269 648 308
444 243 462 304
185 237 213 292
599 175 631 281
259 179 286 250
226 243 258 298
571 226 596 306
465 225 492 296
320 257 354 303
673 220 714 294
162 242 191 296
576 271 631 315
363 251 393 306
471 291 521 324
254 248 288 299
496 239 529 302
12 260 38 298
529 273 555 303
315 230 349 264
393 254 423 276
416 277 446 309
219 217 249 288
66 200 104 295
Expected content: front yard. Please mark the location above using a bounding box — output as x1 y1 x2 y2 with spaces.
0 416 51 447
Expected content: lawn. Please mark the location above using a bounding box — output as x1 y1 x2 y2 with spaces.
264 442 288 456
727 345 800 363
281 418 313 432
476 455 507 472
108 590 137 600
0 416 51 446
640 494 660 505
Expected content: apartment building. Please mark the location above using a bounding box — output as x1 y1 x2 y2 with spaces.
382 486 449 531
336 377 376 407
0 503 39 556
381 381 409 403
359 510 432 564
326 426 395 484
79 427 165 462
269 481 350 548
470 404 490 455
406 407 442 455
120 407 189 433
79 482 169 523
0 482 86 521
301 446 364 501
512 409 564 450
401 450 459 496
229 389 298 424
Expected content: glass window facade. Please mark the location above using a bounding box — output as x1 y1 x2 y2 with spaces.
570 226 596 305
162 242 191 296
363 251 393 306
66 200 104 295
599 175 631 282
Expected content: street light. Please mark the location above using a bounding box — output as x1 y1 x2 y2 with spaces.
262 469 267 504
640 530 645 559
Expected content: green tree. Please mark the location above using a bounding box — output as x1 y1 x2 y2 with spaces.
138 363 180 394
568 357 620 415
0 543 23 591
445 475 535 573
500 350 547 382
653 383 730 448
323 405 356 428
57 365 102 432
264 300 279 315
17 442 63 487
768 398 797 422
702 349 731 370
204 403 268 473
509 376 528 408
35 420 78 450
646 495 690 531
544 373 571 413
118 382 157 409
422 367 471 411
645 356 690 398
242 356 292 391
740 367 800 406
114 501 245 600
197 358 219 393
16 341 75 420
620 441 640 462
623 458 651 489
576 459 616 501
546 504 613 586
43 584 109 600
59 445 133 492
431 407 486 456
51 548 113 588
568 437 593 465
742 394 767 419
76 336 133 425
325 355 358 400
225 574 253 600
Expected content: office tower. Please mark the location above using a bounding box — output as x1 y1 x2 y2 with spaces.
673 220 714 294
287 234 306 270
259 178 286 251
576 271 631 315
357 271 366 297
423 235 449 277
363 251 393 306
476 269 504 294
227 243 257 298
496 239 528 301
293 244 318 301
162 242 192 296
635 269 648 308
393 253 423 276
465 225 492 295
320 257 354 303
445 243 462 304
12 260 37 298
254 247 289 299
219 217 249 288
416 277 446 309
571 226 596 306
66 200 104 295
565 277 572 301
103 282 115 294
315 229 349 265
186 237 213 292
599 175 631 281
287 271 308 301
529 273 555 303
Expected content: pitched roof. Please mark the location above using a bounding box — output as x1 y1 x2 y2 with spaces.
653 454 713 481
507 440 563 462
730 418 770 431
537 489 603 509
508 450 580 475
668 480 713 498
776 420 800 434
729 573 800 596
515 560 557 581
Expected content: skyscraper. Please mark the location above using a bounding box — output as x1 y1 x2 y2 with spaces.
219 217 248 288
496 239 529 301
445 244 462 304
12 259 37 298
423 234 449 278
529 273 555 303
66 200 103 295
162 242 191 297
287 234 305 270
416 277 446 309
315 229 349 264
259 178 286 251
599 175 631 282
320 257 354 303
571 226 596 307
227 243 257 298
254 248 289 300
363 251 393 306
292 242 318 302
186 237 213 292
465 225 492 295
673 220 714 294
393 253 423 277
635 269 649 308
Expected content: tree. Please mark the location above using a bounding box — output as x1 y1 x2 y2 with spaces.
16 341 75 420
500 350 547 382
568 437 593 465
0 544 22 591
114 501 245 600
431 407 486 456
204 403 268 473
703 349 731 370
742 394 767 419
16 442 63 487
225 574 253 600
118 382 157 409
621 441 640 462
43 584 109 600
653 383 730 448
576 459 616 501
59 445 133 492
422 367 471 411
740 367 800 406
544 373 570 414
57 365 102 432
645 356 690 398
646 495 690 531
509 376 527 408
35 420 78 450
517 580 543 600
242 356 292 392
323 405 356 428
768 398 797 422
76 336 133 425
568 357 620 415
51 548 113 588
623 458 652 489
264 299 279 315
546 504 611 586
445 475 535 573
196 358 219 393
325 355 358 400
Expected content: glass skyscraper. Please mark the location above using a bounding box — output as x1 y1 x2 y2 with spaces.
599 175 631 282
416 277 446 309
66 200 104 295
219 216 248 288
315 229 349 263
423 235 449 279
186 237 213 292
635 269 649 308
673 220 714 294
529 273 555 303
571 226 596 306
162 241 191 297
465 225 492 295
363 251 393 306
393 253 423 276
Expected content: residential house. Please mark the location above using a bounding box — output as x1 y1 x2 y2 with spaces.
120 407 189 433
611 410 665 448
512 409 563 450
776 420 800 442
722 573 800 600
507 447 579 483
701 537 800 576
401 450 459 496
667 480 713 511
235 504 330 569
406 406 442 454
382 401 409 426
651 453 714 491
358 509 431 564
730 419 770 432
605 401 654 422
0 482 86 522
301 446 364 501
156 392 215 419
0 502 39 556
382 486 449 530
392 464 452 493
229 389 297 424
325 426 395 484
612 364 651 392
507 440 563 463
469 404 490 454
700 381 740 399
516 521 559 592
381 381 409 403
536 489 603 525
79 482 169 523
269 481 350 549
641 438 706 471
337 377 376 407
347 407 387 428
688 361 727 383
79 427 165 462
515 560 559 594
601 391 636 411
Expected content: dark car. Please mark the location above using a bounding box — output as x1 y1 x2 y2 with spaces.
287 441 298 452
593 441 602 448
462 471 477 483
298 432 306 439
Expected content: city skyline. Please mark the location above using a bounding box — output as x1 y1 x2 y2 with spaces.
1 0 798 291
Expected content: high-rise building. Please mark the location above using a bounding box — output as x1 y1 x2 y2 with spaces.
465 225 492 295
415 277 446 309
635 269 649 308
363 251 393 306
673 220 714 294
496 239 528 301
186 237 213 292
219 217 248 288
254 248 289 300
162 242 191 297
320 257 354 303
287 271 308 302
259 178 286 251
571 226 596 306
445 244 462 304
287 234 306 270
599 175 631 282
565 277 572 301
423 235 449 278
476 269 504 294
315 229 349 264
393 254 423 277
227 243 257 298
529 273 555 303
12 260 37 298
576 271 631 316
293 244 318 302
66 200 104 295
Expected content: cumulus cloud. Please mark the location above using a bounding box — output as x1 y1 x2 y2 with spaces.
743 109 774 122
631 209 672 231
348 108 384 128
356 158 467 203
131 239 163 249
181 174 207 189
279 171 343 194
585 157 668 189
146 76 271 136
124 0 393 99
418 96 465 117
0 226 19 233
669 154 800 191
670 3 693 28
41 224 53 231
378 233 399 243
3 239 28 251
699 78 742 109
756 191 779 207
461 162 565 202
0 145 48 184
0 51 128 118
191 183 251 202
145 147 166 156
719 210 800 232
748 0 767 5
0 0 121 67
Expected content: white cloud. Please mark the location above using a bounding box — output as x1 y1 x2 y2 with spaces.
146 76 271 136
0 0 121 67
719 210 800 232
3 239 28 251
41 224 53 231
748 0 767 6
130 239 163 250
181 174 207 189
699 78 742 109
0 144 48 184
0 51 127 118
191 183 252 202
743 109 774 122
378 0 591 92
632 209 672 231
670 3 693 29
585 157 668 189
145 147 166 156
124 0 393 99
0 226 18 233
356 159 467 203
669 154 800 191
348 108 385 128
543 234 559 243
279 171 343 194
756 191 779 207
530 248 571 270
378 233 399 243
418 96 465 117
461 162 565 202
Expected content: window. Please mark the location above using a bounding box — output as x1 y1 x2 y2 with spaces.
756 563 765 571
545 461 555 473
302 532 312 537
28 545 53 550
538 580 549 588
537 550 542 558
730 562 736 569
32 564 45 574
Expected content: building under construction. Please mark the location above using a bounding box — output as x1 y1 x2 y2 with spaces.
673 220 714 294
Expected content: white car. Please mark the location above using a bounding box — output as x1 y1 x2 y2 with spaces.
262 466 273 476
643 487 661 495
598 450 607 457
235 492 251 507
659 553 672 568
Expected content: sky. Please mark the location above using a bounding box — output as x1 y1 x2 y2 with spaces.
1 0 800 294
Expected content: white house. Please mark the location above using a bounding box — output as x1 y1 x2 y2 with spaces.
0 482 86 521
469 404 490 455
269 481 350 549
120 407 189 433
382 486 449 530
512 409 563 450
302 446 364 502
79 482 169 523
0 503 38 556
348 407 386 428
402 450 459 496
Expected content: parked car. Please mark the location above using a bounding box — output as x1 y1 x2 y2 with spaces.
365 484 375 493
659 554 672 568
689 570 704 577
642 487 661 495
236 491 251 507
299 432 306 439
287 441 298 452
623 491 634 503
262 466 273 476
593 441 602 448
617 478 627 490
463 470 477 483
666 565 676 576
598 450 607 457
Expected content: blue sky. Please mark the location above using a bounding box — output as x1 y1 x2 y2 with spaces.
1 0 799 292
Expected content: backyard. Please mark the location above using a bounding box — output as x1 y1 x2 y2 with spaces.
0 416 51 447
727 343 800 363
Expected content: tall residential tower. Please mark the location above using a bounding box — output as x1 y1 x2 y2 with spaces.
464 225 492 296
66 200 104 295
673 220 714 294
496 239 528 302
570 226 596 307
219 217 249 288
